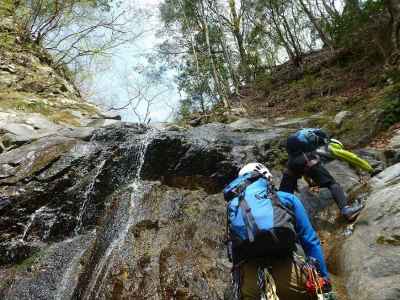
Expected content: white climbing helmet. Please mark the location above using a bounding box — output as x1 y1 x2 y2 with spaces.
238 162 272 179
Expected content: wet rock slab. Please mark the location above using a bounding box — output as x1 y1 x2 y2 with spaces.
0 118 387 300
0 121 293 299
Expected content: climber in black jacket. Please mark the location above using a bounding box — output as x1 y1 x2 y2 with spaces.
279 128 363 221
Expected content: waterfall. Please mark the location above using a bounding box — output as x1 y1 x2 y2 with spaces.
83 127 155 300
19 206 46 243
74 159 107 235
55 238 92 300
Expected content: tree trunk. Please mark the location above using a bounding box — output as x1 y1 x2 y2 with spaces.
269 3 298 66
179 0 200 74
343 0 361 16
321 0 340 19
200 0 229 108
280 13 302 66
298 0 333 49
386 0 400 52
228 0 248 80
214 1 240 95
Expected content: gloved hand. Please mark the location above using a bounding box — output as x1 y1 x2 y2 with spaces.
323 291 337 300
321 278 332 293
314 129 329 146
322 278 337 300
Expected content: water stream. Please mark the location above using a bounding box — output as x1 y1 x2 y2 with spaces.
19 206 46 243
74 159 107 235
55 238 90 300
83 128 156 300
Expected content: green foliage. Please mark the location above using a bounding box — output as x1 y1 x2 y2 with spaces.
382 83 400 128
158 0 397 122
14 249 44 272
326 0 386 51
0 32 16 48
303 98 322 113
0 95 50 115
384 68 400 85
0 0 15 15
253 73 273 95
176 98 193 121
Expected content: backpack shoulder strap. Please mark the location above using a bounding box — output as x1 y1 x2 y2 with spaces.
226 173 262 249
238 193 259 242
235 172 262 195
268 188 295 218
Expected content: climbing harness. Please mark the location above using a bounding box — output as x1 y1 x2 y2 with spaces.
231 256 337 300
230 263 280 300
295 254 325 299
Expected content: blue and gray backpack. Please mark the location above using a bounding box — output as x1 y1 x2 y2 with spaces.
224 171 296 263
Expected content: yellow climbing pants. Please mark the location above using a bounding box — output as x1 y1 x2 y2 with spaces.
240 257 316 300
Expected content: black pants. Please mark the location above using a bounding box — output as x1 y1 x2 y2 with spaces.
279 153 347 210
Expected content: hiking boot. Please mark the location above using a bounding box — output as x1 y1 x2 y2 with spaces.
341 203 364 222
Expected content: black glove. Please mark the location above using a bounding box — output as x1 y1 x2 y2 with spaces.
322 278 337 300
323 291 337 300
314 129 329 146
322 278 332 293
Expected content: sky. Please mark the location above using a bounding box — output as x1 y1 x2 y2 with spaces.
87 0 180 123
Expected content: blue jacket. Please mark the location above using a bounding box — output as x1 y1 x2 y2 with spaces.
225 174 329 278
277 190 329 278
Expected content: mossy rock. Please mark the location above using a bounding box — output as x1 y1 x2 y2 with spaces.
0 92 50 114
381 83 400 128
49 111 81 127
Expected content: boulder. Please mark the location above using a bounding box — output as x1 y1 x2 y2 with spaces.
384 130 400 165
340 163 400 300
388 129 400 149
334 111 352 126
370 162 400 189
0 120 293 299
143 123 289 191
228 118 272 132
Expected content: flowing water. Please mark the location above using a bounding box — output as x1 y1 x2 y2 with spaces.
55 235 94 300
75 159 107 235
83 128 156 300
19 205 46 242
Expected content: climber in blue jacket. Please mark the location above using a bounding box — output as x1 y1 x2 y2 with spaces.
279 128 363 221
227 163 334 300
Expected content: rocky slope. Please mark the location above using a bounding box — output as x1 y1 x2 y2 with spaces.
0 16 120 153
1 11 400 300
1 114 399 300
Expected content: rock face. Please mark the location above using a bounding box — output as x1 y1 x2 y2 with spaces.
0 124 148 265
2 111 393 300
388 129 400 149
340 163 400 300
0 120 298 299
